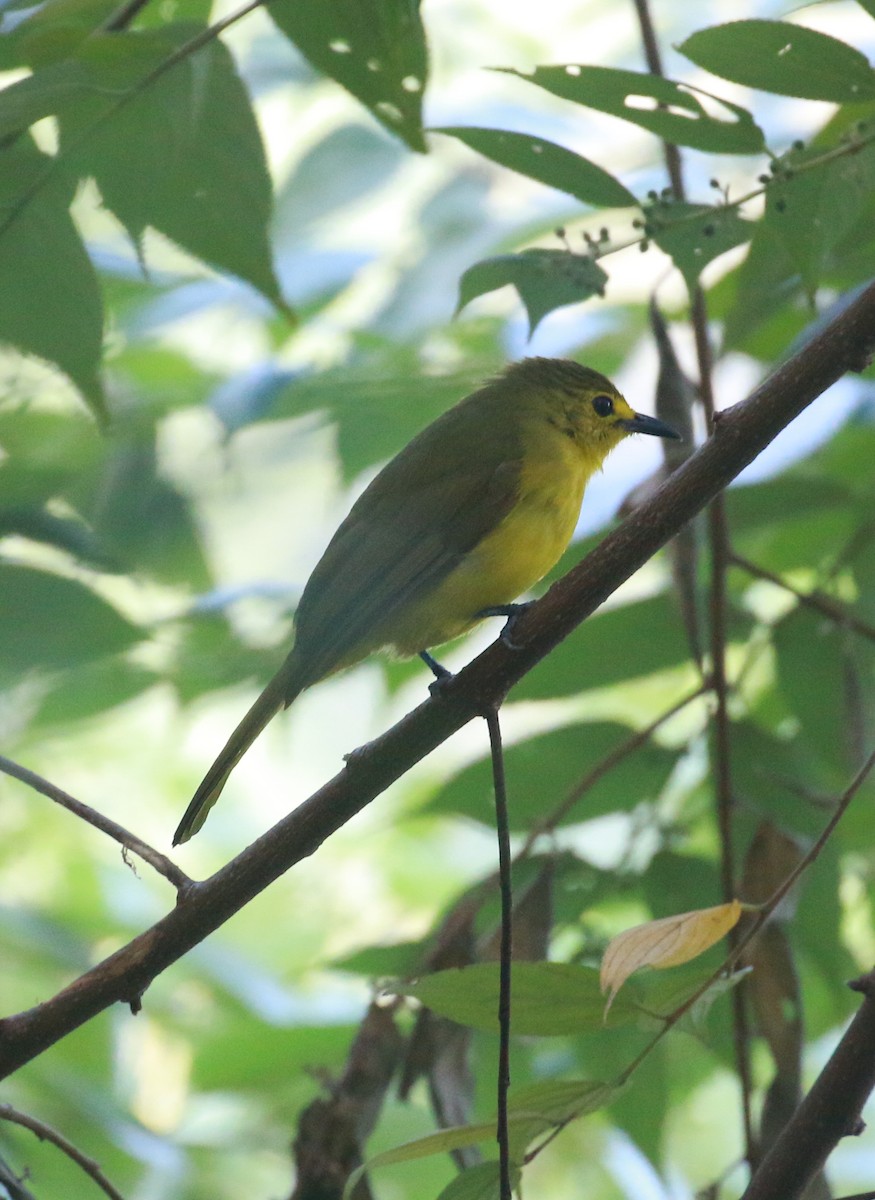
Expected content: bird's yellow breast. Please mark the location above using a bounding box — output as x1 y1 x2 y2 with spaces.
388 422 597 655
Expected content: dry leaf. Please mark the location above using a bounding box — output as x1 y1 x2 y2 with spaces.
600 900 743 1010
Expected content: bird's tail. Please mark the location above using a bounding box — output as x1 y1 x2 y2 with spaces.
173 673 297 845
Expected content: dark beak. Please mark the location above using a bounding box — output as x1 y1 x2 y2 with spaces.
619 412 681 440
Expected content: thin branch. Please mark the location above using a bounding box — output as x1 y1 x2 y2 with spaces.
485 706 512 1200
709 495 757 1161
100 0 153 32
0 756 191 892
0 1103 126 1200
1 278 875 1080
740 964 875 1200
730 552 875 643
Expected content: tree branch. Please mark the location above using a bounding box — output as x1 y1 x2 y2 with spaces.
0 756 191 892
0 1103 125 1200
1 278 875 1081
729 552 875 643
740 967 875 1200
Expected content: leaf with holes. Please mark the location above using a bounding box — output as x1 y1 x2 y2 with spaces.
270 0 428 152
679 20 875 103
502 65 764 154
435 127 635 207
457 250 607 334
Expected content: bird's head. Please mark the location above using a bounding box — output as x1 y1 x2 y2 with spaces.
507 357 681 454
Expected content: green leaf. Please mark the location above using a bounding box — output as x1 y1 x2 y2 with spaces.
0 139 104 415
456 250 608 335
0 565 140 675
87 436 210 589
507 1078 616 1123
59 30 283 308
435 127 635 207
727 473 857 573
402 962 638 1035
427 721 677 830
679 21 875 103
730 721 830 836
33 660 158 726
503 65 764 154
773 607 874 781
269 0 428 152
0 58 96 137
438 1161 524 1200
514 592 698 701
646 200 753 290
758 136 875 297
0 0 122 69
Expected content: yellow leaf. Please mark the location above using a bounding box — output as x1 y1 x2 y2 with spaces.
600 900 743 1011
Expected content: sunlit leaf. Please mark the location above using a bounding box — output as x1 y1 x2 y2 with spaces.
457 249 608 334
600 901 743 1009
435 127 635 207
679 20 875 102
502 65 764 153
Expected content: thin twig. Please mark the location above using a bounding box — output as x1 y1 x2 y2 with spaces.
709 497 757 1161
0 756 191 892
0 1104 126 1200
485 706 513 1200
730 552 875 643
100 0 153 32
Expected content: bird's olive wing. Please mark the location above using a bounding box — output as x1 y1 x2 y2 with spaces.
286 455 523 691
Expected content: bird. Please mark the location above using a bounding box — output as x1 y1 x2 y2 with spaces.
173 357 679 844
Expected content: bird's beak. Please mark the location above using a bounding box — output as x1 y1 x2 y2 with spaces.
618 412 682 440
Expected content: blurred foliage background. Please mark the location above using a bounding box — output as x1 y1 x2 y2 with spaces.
1 0 875 1197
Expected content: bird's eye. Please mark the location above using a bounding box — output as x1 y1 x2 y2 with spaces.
592 394 614 417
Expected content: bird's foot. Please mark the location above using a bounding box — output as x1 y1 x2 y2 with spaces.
420 649 455 696
475 601 534 650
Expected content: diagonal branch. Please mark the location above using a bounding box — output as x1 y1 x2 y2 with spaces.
0 756 191 892
0 1103 125 1200
1 278 875 1081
